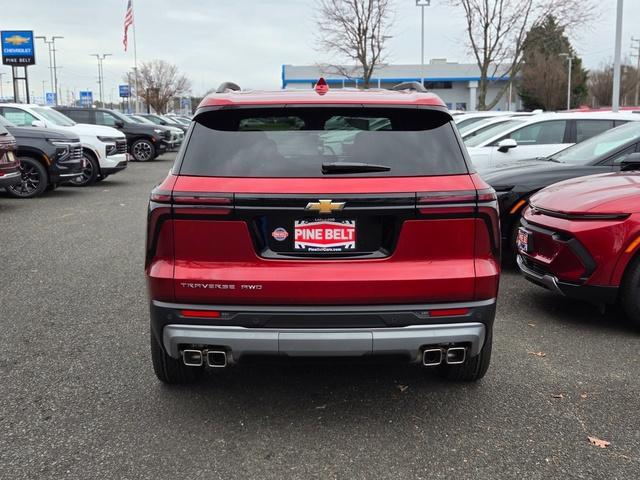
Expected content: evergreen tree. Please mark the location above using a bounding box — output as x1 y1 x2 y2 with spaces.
518 15 588 110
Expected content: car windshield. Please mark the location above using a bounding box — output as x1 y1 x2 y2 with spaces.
464 119 526 147
108 110 135 124
0 115 15 127
549 121 640 164
461 118 511 138
130 115 155 125
32 107 76 126
161 116 181 125
179 107 468 177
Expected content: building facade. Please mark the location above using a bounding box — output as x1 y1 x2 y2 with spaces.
282 61 521 111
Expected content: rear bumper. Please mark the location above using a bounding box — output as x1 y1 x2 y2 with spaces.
151 299 496 361
517 255 618 305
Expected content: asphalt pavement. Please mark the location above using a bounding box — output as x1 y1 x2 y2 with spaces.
1 153 639 479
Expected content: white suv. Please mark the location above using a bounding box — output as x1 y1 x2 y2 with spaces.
464 112 640 169
0 104 128 185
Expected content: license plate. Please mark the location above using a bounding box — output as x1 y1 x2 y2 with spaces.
294 219 356 252
516 228 531 253
6 151 16 163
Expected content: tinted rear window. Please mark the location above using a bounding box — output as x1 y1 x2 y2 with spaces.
177 107 467 177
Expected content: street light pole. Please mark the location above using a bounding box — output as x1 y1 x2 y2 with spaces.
416 0 431 86
612 0 624 112
36 36 63 105
91 53 112 105
560 53 573 110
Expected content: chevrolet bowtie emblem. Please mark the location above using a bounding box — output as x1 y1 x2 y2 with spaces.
305 199 346 214
5 35 29 46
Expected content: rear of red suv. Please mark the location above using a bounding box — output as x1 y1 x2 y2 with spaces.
146 83 500 383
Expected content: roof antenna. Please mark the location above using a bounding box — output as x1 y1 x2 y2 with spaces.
315 77 329 95
216 82 241 93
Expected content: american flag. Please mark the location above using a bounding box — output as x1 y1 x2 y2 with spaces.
123 0 134 51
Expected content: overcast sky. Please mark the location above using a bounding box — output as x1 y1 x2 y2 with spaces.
1 0 639 103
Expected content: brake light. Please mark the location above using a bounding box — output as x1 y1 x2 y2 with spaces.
315 77 329 95
417 190 477 215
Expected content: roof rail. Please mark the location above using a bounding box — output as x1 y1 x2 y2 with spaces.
392 81 427 93
216 82 241 93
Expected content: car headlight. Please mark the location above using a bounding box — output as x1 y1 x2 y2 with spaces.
47 139 72 158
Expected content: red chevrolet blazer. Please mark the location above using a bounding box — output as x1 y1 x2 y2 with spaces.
145 80 500 384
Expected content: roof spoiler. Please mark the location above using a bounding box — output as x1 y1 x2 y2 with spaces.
392 81 427 93
216 82 241 93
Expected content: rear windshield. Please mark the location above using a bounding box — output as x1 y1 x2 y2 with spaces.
177 107 467 177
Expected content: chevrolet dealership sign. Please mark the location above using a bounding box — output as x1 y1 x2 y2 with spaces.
1 30 36 65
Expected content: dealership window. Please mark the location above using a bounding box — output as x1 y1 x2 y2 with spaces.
424 81 452 89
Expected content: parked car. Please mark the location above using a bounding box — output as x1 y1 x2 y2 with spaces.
125 113 185 150
0 123 20 191
0 114 83 198
146 80 500 384
465 112 639 168
454 111 540 131
461 116 525 140
138 113 188 133
482 121 640 262
55 107 175 162
0 104 127 185
516 160 640 325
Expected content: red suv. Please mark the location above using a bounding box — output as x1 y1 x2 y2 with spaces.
517 159 640 325
146 81 500 384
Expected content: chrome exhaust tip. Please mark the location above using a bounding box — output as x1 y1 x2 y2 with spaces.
422 348 443 367
182 349 203 367
446 347 466 365
206 350 228 368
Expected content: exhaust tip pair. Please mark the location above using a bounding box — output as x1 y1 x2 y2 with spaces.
422 347 466 366
182 349 228 368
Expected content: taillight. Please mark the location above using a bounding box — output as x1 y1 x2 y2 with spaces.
418 188 500 257
180 309 221 318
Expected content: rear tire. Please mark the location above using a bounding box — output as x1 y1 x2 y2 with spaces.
436 329 492 381
150 332 203 384
620 254 640 327
5 156 48 198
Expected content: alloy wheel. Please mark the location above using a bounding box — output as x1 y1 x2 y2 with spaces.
133 141 153 161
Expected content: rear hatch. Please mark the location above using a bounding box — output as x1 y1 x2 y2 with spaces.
147 106 499 305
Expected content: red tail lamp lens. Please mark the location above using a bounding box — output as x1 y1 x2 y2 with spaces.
429 308 469 317
180 310 221 318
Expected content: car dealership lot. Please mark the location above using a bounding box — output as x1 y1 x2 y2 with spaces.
1 154 639 479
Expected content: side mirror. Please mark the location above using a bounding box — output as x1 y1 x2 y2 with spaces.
618 152 640 171
115 120 125 128
497 138 518 153
31 120 45 128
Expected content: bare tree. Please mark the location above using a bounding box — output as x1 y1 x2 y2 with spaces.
452 0 595 110
588 62 638 108
124 60 191 113
315 0 394 88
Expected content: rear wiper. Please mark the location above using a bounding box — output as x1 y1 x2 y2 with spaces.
322 161 391 174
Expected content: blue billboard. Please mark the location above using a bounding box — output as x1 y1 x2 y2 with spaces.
1 30 35 66
119 84 130 98
79 91 93 107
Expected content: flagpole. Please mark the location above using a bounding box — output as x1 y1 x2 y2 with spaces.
132 0 140 113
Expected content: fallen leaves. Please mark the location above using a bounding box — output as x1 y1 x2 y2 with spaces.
397 384 409 393
528 351 546 357
587 436 610 449
550 393 564 399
